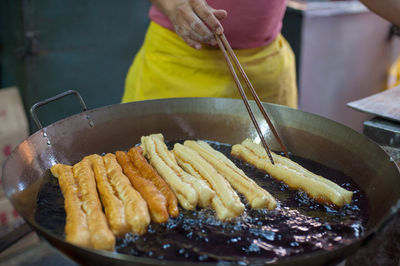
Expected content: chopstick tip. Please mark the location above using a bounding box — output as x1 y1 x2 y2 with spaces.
267 153 275 165
284 150 290 158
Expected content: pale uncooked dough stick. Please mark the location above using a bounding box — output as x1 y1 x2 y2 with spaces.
231 139 353 207
240 139 353 203
177 159 235 220
175 160 216 208
73 159 115 251
173 143 245 216
211 196 238 221
103 153 150 235
149 134 214 208
185 140 277 210
87 154 128 237
51 164 91 248
141 135 198 210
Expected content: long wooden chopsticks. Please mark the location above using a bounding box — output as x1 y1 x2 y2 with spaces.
215 33 289 164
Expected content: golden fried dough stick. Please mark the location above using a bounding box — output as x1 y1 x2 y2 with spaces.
128 147 179 217
173 143 245 218
87 154 128 236
184 140 277 210
103 153 150 235
141 134 199 210
51 164 91 248
148 134 215 208
115 151 169 224
72 159 115 251
231 139 353 207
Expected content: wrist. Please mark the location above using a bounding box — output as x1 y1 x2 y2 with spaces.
150 0 179 19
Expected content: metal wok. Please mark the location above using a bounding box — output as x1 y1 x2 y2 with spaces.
2 92 400 265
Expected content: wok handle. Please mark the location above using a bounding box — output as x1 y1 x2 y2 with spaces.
30 90 87 130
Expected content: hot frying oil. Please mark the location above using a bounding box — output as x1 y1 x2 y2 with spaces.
35 140 368 263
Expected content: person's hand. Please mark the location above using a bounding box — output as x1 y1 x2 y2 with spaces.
156 0 227 49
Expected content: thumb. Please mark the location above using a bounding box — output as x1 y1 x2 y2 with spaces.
213 9 227 21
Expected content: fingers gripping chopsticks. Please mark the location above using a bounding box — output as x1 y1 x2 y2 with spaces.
214 33 289 164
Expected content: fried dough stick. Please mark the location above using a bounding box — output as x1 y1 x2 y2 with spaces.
103 153 150 235
141 135 200 210
184 140 277 210
176 158 233 220
231 139 353 207
72 159 115 251
128 147 179 217
51 164 91 248
115 151 169 224
170 159 215 208
143 134 214 208
173 143 245 220
87 154 128 236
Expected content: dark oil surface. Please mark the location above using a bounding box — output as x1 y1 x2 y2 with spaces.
35 141 368 263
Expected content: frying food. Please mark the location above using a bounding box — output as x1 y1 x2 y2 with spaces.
184 140 277 210
141 134 199 210
143 134 215 208
173 143 245 220
116 151 169 223
103 153 150 235
42 134 368 261
72 158 115 251
128 147 179 217
87 154 128 236
231 139 353 207
172 159 215 208
49 131 358 255
50 164 91 248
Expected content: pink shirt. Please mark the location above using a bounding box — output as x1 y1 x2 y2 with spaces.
149 0 287 49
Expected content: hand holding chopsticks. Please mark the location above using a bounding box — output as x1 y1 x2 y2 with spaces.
214 33 289 164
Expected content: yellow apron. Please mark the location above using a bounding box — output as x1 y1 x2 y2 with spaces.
386 57 400 90
123 22 298 108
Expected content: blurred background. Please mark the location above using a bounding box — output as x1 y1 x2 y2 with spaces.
1 0 399 133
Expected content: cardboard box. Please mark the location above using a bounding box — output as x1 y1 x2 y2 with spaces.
0 197 24 237
0 87 29 198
